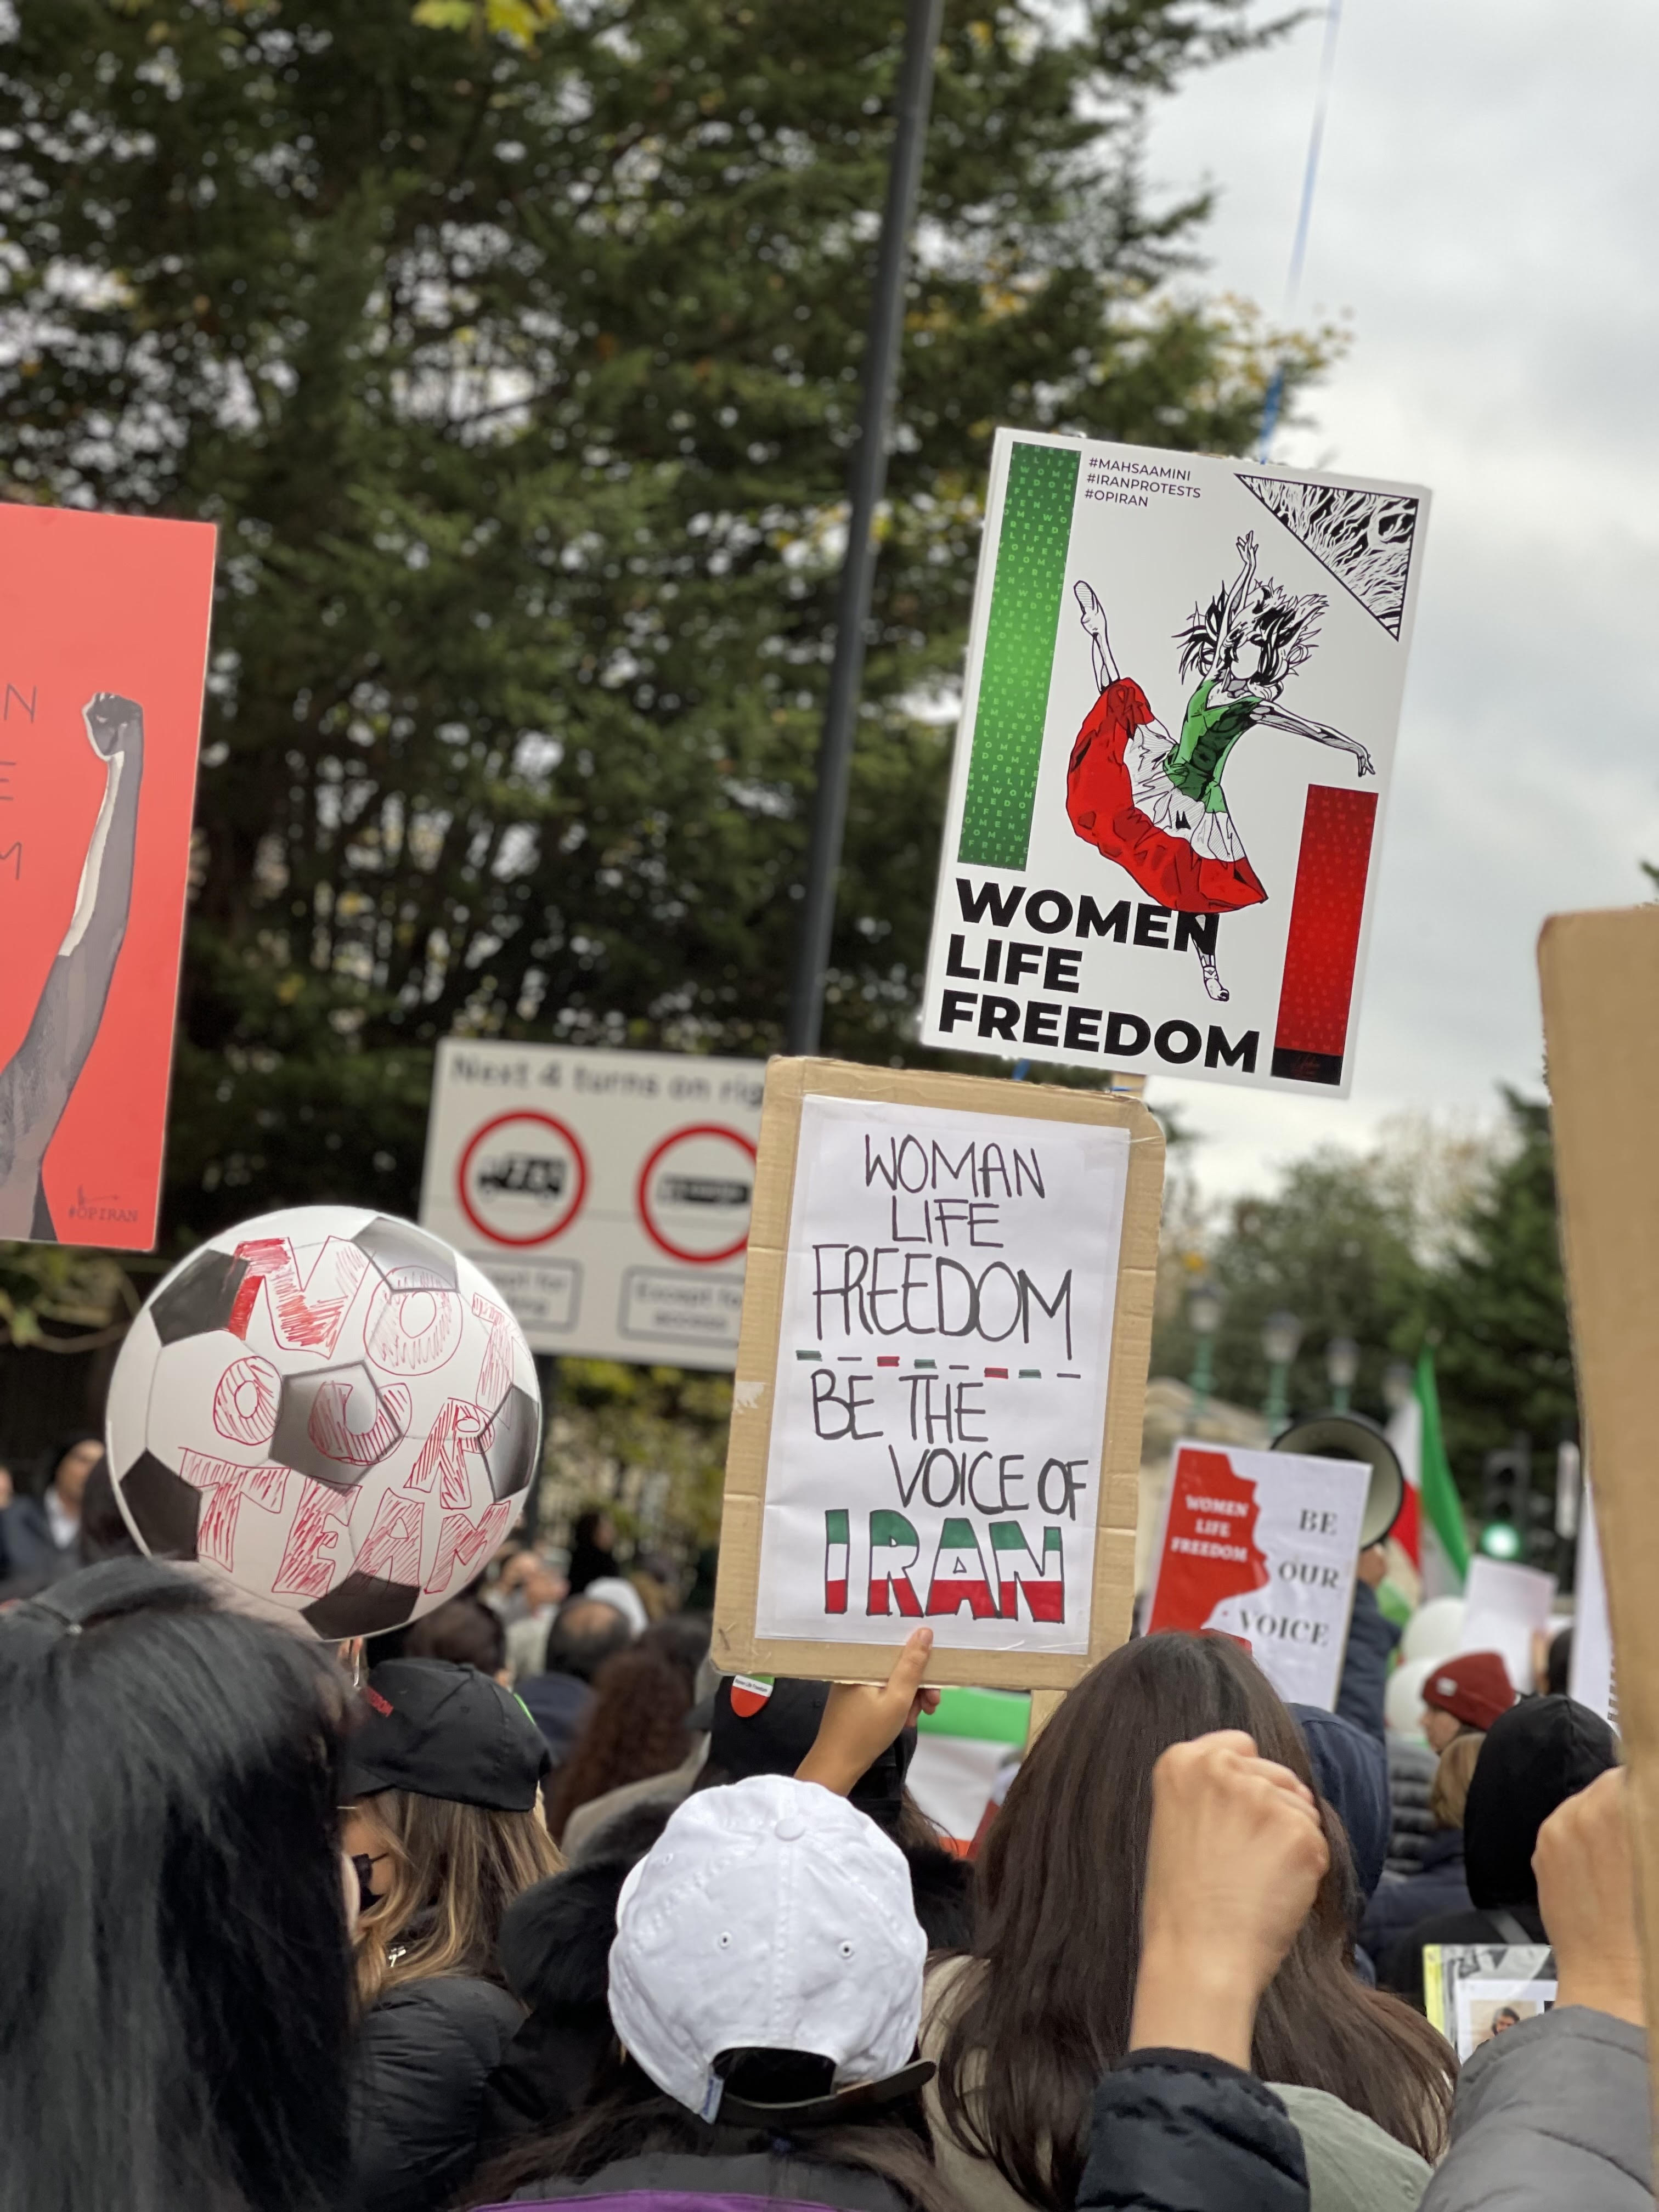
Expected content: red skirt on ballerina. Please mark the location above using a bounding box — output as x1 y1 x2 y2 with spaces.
1065 676 1267 917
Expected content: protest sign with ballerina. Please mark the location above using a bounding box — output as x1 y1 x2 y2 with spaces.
921 433 1428 1096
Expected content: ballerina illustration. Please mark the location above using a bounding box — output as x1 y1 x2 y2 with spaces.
1064 532 1373 1001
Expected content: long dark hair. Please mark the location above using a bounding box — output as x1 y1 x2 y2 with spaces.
0 1559 356 2212
469 2049 955 2212
544 1639 694 1841
935 1633 1454 2208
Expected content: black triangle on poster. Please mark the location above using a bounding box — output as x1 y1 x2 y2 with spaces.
1236 472 1422 639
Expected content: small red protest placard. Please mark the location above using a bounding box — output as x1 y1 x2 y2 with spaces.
0 503 216 1249
1146 1440 1369 1709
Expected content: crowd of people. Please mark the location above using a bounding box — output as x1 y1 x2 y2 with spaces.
0 1500 1649 2212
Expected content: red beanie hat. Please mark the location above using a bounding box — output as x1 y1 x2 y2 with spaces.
1423 1650 1515 1733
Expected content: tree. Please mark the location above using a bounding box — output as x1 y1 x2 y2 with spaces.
1427 1091 1576 1491
0 0 1325 1248
1153 1148 1431 1427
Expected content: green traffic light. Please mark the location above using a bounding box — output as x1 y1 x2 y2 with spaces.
1479 1520 1522 1561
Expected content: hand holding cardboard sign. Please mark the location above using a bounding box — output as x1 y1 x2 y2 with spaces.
1130 1729 1329 2067
795 1626 940 1797
1536 1767 1645 2028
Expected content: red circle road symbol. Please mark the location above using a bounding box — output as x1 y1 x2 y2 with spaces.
458 1111 589 1248
636 1124 758 1265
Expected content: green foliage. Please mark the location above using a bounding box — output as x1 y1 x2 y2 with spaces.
0 0 1328 1245
1426 1092 1576 1482
0 1246 133 1348
1153 1092 1578 1504
1154 1150 1430 1426
552 1358 732 1551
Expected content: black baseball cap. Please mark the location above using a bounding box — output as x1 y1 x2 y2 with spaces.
700 1675 916 1832
340 1658 551 1812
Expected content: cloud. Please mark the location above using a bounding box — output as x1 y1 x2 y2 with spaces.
1139 0 1659 1193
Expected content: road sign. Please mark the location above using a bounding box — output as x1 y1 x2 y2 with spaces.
419 1042 765 1367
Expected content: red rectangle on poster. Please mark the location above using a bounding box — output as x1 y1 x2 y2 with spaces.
1270 784 1379 1086
0 503 216 1249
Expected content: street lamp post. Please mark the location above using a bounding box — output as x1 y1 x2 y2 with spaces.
1261 1308 1303 1438
1324 1335 1360 1414
1381 1359 1413 1419
1187 1281 1223 1418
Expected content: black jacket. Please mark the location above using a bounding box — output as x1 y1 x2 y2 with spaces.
1385 1738 1436 1874
1079 2051 1309 2212
1333 1582 1398 1746
353 1974 524 2212
1361 1829 1472 1965
504 2148 908 2211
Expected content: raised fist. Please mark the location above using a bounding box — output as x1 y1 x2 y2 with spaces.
82 692 144 762
1074 579 1108 639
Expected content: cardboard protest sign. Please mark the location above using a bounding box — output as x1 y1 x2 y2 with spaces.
1568 1480 1615 1726
0 504 216 1248
1459 1555 1556 1701
1537 903 1659 2097
919 432 1430 1095
713 1058 1163 1690
1144 1440 1370 1709
419 1041 764 1367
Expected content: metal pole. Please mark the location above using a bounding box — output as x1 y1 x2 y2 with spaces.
785 0 944 1057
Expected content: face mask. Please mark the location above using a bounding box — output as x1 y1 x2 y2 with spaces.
351 1853 382 1916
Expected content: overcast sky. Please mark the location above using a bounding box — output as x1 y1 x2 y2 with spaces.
1136 1 1659 1198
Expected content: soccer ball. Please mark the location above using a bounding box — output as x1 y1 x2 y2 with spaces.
106 1205 540 1638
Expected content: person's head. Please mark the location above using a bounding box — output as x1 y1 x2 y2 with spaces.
573 1506 616 1556
544 1593 634 1684
611 1774 926 2118
1239 577 1327 699
583 1573 650 1639
938 1632 1452 2208
472 1778 949 2212
543 1640 697 1842
642 1611 712 1691
1429 1729 1483 1832
403 1593 509 1681
0 1559 354 2212
42 1432 103 1514
339 1657 561 2005
1421 1649 1515 1751
75 1453 140 1564
692 1672 920 1837
1545 1624 1573 1698
1491 2005 1521 2034
1463 1693 1618 1913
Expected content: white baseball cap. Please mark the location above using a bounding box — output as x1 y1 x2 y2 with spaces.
608 1774 928 2122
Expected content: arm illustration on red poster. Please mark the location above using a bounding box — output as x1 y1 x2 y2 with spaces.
0 505 215 1249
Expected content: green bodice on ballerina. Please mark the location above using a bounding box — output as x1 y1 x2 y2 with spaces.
1166 676 1261 808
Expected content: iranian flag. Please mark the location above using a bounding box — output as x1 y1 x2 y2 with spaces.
1386 1348 1470 1599
908 1686 1030 1856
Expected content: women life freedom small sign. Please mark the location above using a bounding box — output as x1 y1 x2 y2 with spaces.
1146 1441 1371 1709
715 1062 1163 1690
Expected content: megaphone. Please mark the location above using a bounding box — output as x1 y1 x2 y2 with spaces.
1271 1410 1405 1550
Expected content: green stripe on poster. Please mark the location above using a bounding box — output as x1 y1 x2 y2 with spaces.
957 440 1081 870
916 1684 1031 1746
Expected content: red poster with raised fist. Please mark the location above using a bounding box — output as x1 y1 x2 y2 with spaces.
0 503 216 1249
